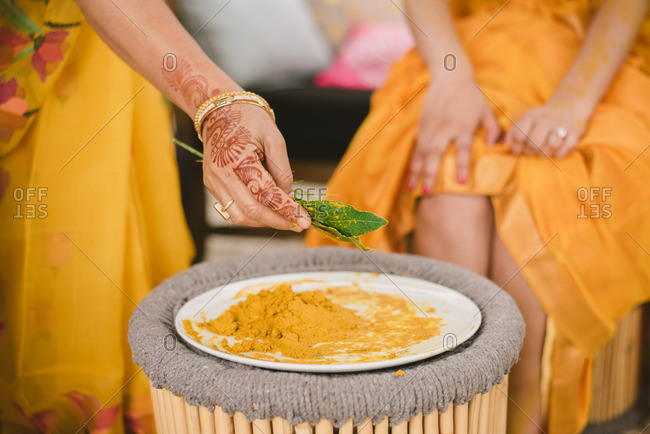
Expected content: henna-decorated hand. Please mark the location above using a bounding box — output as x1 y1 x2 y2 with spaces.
202 104 311 231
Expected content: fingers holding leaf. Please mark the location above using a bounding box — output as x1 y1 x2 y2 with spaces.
233 151 310 228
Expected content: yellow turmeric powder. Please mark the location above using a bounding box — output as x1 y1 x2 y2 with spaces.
183 282 443 364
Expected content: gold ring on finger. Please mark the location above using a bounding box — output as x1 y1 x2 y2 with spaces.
222 199 234 211
213 201 232 221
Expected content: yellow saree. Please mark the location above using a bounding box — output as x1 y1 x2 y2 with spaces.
305 1 650 433
0 2 193 432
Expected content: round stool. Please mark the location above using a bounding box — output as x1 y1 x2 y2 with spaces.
129 247 525 434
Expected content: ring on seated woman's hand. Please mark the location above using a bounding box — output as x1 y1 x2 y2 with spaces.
213 199 234 220
555 127 568 139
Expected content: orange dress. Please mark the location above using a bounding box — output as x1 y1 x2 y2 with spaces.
306 1 650 432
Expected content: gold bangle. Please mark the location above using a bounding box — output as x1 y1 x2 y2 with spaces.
193 91 275 142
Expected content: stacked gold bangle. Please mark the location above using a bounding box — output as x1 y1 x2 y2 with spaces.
193 91 275 142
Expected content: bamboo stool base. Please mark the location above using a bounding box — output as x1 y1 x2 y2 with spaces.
150 376 509 434
585 306 645 431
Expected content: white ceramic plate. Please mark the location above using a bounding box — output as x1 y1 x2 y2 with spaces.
175 271 481 373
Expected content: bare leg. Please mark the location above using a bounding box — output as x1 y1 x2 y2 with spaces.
490 226 547 434
414 194 545 432
413 194 493 275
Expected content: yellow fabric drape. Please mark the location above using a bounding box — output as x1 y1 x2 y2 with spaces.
0 4 194 433
305 3 650 433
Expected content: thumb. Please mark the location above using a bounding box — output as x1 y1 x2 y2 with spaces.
481 110 501 145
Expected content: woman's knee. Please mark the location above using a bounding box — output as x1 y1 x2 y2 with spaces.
416 193 492 233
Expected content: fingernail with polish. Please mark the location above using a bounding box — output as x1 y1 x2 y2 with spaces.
457 175 467 184
422 185 430 195
407 181 415 191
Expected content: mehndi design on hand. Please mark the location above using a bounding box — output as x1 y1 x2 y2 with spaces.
202 106 299 223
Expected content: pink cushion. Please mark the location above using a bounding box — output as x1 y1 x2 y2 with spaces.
314 21 414 90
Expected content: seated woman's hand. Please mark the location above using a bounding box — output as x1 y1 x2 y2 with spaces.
504 100 589 158
201 104 311 231
407 73 501 193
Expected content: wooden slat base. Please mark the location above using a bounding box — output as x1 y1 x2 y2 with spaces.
150 376 509 434
588 306 643 424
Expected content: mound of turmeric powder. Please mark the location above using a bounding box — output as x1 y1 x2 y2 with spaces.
184 282 443 363
199 284 362 359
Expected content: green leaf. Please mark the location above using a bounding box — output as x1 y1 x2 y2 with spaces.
294 198 387 237
0 0 42 36
310 220 370 251
295 197 387 250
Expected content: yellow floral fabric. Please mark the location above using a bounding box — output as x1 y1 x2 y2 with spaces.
0 1 82 153
306 1 650 433
0 2 194 433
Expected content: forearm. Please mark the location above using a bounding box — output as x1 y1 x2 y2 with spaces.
405 0 473 80
550 0 647 115
75 0 241 117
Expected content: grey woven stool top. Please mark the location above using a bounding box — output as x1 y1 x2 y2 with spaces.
129 247 524 427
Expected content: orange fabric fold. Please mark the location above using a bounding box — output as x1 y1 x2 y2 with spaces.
306 3 650 432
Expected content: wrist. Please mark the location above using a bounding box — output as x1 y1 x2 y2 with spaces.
197 91 275 142
547 93 595 120
431 64 475 88
179 76 243 119
424 49 474 84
